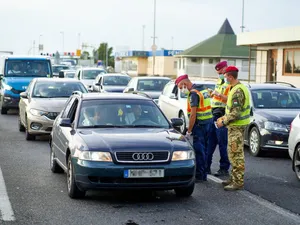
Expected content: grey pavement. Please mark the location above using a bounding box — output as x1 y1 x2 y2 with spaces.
0 110 299 225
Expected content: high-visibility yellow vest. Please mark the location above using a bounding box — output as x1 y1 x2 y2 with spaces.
187 89 213 121
212 78 231 108
225 83 250 126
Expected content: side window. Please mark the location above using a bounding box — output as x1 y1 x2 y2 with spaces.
99 77 103 84
61 98 75 118
77 70 81 80
162 83 173 96
67 99 79 123
26 80 35 96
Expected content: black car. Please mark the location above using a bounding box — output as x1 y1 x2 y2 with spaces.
49 92 196 199
244 84 300 156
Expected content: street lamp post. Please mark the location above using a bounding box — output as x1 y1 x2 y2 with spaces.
78 33 81 49
39 34 43 53
60 31 64 53
241 0 245 32
142 25 146 51
171 36 174 50
152 0 157 76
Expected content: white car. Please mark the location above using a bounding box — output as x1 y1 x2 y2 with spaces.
158 80 215 134
288 113 300 180
75 67 107 91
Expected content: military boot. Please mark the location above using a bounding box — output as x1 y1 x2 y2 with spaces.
224 183 244 191
221 180 231 186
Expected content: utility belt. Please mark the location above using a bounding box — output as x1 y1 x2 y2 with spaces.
212 107 225 117
195 118 212 126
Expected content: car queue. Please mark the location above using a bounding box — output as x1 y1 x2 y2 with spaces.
1 55 300 199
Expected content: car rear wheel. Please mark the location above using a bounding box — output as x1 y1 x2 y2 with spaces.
174 182 195 197
50 144 64 173
249 127 262 157
179 112 187 134
293 145 300 181
18 115 25 132
67 155 86 199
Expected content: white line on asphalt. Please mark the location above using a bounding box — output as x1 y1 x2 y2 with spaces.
207 175 300 223
0 166 15 221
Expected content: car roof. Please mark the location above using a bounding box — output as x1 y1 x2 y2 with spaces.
247 83 298 90
3 55 51 60
61 70 76 73
132 76 170 80
33 78 82 83
77 92 152 101
99 73 130 77
80 67 106 71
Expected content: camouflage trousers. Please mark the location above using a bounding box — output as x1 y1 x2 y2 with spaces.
227 126 246 186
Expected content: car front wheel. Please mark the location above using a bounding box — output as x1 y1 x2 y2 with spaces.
293 145 300 181
67 155 86 199
174 183 195 197
249 127 262 157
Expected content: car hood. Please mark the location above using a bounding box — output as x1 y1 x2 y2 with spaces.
255 109 300 125
103 85 126 93
140 91 162 99
30 98 68 112
77 128 190 152
4 77 34 91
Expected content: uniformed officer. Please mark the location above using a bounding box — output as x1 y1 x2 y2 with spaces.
175 74 213 182
216 66 250 191
206 61 230 177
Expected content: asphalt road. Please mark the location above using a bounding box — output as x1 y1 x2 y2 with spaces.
0 110 300 225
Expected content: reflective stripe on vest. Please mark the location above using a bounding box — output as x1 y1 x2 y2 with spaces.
225 83 250 126
212 78 231 108
187 89 213 121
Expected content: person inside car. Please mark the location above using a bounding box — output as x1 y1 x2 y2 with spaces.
8 64 21 74
278 92 290 107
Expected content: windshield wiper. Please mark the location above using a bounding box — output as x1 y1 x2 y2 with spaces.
82 125 125 128
128 125 165 128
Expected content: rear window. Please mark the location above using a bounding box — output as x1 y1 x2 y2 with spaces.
137 79 170 92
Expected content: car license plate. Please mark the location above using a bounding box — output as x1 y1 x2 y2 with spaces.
124 169 164 178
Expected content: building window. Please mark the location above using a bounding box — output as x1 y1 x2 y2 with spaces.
283 49 300 75
208 59 214 64
227 59 236 66
241 60 249 72
174 61 178 69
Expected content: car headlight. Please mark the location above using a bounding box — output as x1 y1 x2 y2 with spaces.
264 121 288 132
74 149 112 162
30 108 48 116
172 150 195 161
3 83 12 90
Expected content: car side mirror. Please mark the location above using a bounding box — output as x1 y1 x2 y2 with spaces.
171 118 183 127
59 118 72 127
20 92 28 99
250 107 254 116
95 83 101 86
58 71 64 78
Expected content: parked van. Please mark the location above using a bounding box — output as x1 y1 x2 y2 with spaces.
0 55 52 114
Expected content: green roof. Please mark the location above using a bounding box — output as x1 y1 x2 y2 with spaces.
178 19 249 58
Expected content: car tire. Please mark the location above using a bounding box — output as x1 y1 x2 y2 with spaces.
25 117 35 141
249 127 262 157
174 182 195 197
1 107 8 115
179 111 187 135
67 155 86 199
18 115 25 132
293 145 300 181
50 144 64 173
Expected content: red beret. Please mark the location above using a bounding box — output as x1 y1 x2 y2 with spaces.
225 66 239 73
175 74 188 85
215 61 227 71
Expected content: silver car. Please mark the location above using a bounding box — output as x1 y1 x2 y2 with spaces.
288 113 300 180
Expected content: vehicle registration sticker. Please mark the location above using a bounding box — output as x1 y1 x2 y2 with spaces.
124 169 164 178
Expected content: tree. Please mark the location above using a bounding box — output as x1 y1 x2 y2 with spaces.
80 51 90 60
96 43 114 68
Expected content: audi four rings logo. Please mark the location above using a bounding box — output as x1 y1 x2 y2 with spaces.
132 153 154 161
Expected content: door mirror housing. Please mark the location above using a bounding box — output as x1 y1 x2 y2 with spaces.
171 118 183 127
20 92 28 99
59 118 72 127
58 71 64 78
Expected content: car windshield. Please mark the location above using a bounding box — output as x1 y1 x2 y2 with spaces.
180 83 215 98
52 65 70 73
252 89 300 109
5 60 51 77
78 100 170 128
32 81 87 98
65 72 75 78
83 70 106 79
103 76 131 86
137 79 170 92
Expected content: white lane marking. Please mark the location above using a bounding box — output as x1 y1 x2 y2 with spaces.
0 166 15 221
207 175 300 223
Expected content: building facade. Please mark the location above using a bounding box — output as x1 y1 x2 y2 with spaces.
237 26 300 87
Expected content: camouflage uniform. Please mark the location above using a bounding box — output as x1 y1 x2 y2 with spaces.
222 83 246 186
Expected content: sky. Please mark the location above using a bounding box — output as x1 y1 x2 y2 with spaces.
0 0 299 55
